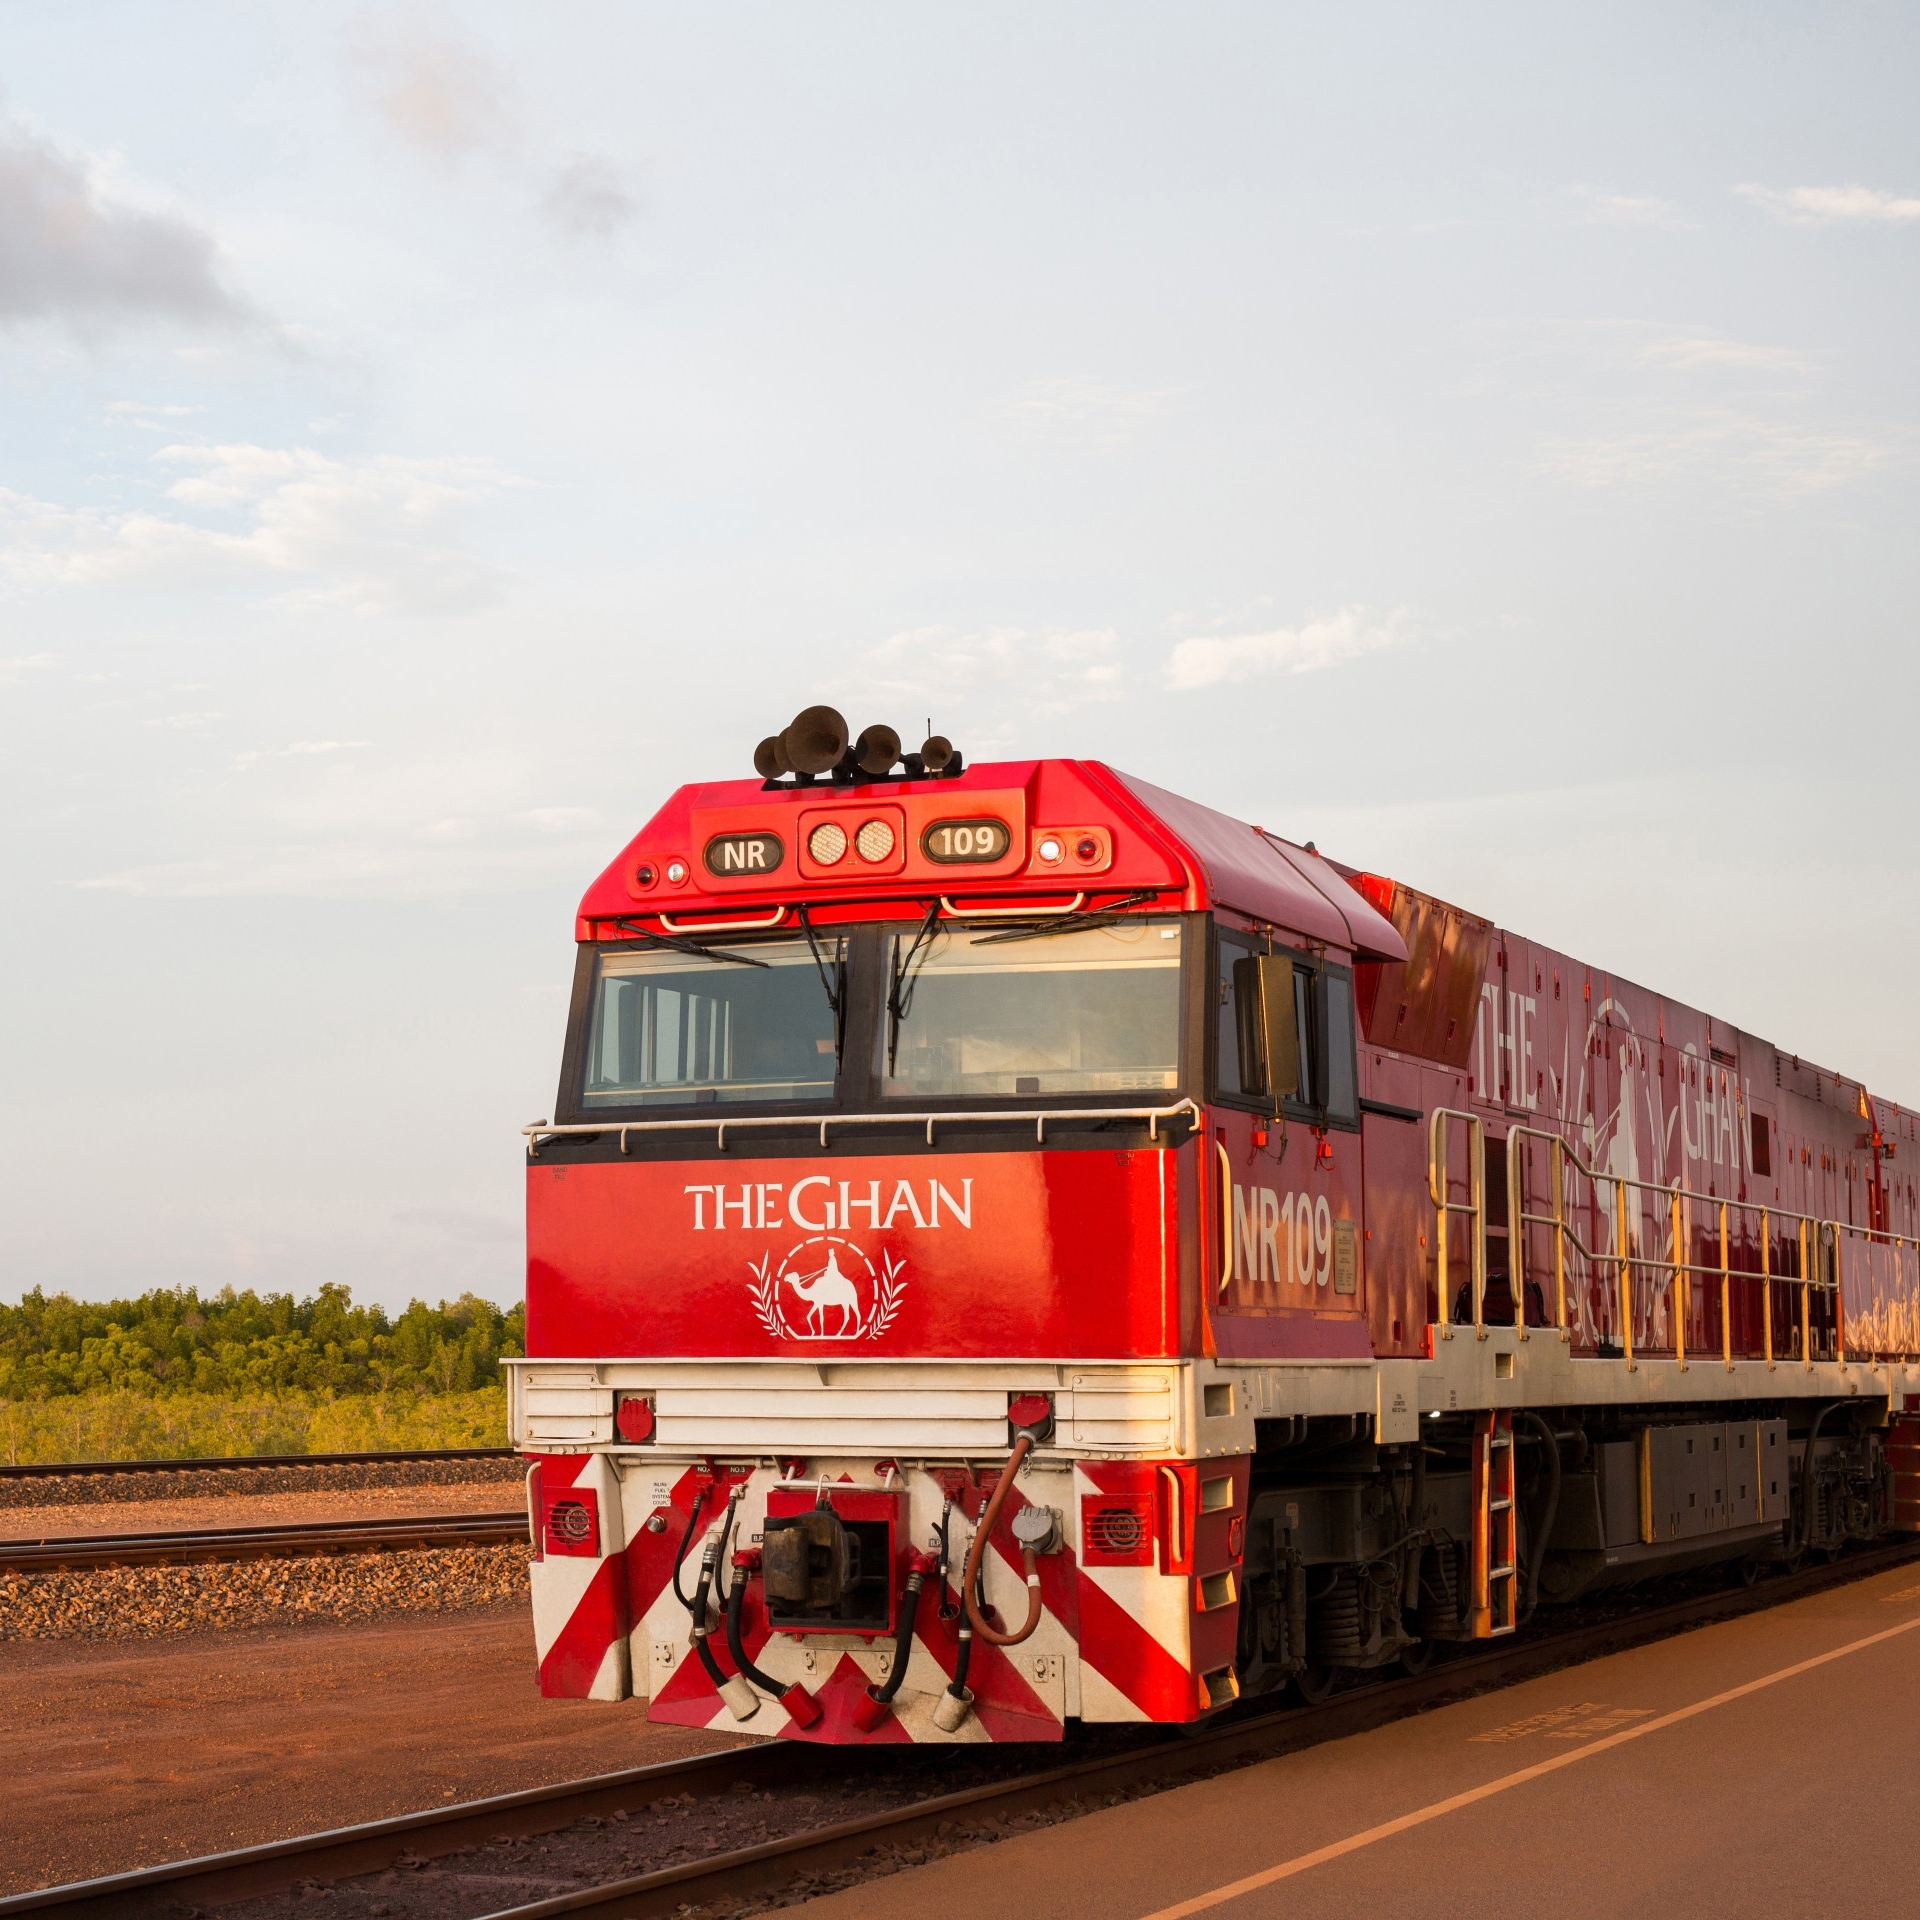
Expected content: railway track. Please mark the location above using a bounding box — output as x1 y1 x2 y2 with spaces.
0 1447 516 1481
9 1535 1916 1920
0 1510 530 1573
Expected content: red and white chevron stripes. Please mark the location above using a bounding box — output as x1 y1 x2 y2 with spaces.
523 1452 1250 1739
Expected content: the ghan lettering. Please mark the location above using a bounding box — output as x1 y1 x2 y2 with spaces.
1475 981 1538 1110
684 1176 972 1231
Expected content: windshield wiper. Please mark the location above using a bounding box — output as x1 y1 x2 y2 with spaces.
607 919 769 967
971 891 1161 945
795 906 848 1056
886 901 943 1073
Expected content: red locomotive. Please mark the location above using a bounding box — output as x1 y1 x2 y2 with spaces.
512 706 1920 1740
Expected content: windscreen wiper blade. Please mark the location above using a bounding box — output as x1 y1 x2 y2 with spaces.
607 920 770 967
795 906 848 1055
887 901 943 1073
971 891 1162 945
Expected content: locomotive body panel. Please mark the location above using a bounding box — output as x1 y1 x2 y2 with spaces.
527 1146 1185 1362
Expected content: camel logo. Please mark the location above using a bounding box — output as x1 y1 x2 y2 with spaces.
747 1235 907 1342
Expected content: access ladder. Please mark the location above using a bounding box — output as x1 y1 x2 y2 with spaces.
1472 1409 1518 1637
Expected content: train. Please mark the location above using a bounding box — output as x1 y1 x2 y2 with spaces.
509 706 1920 1742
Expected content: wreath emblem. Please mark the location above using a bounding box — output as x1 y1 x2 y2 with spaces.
748 1237 908 1342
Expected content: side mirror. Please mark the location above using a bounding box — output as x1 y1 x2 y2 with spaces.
1233 954 1300 1106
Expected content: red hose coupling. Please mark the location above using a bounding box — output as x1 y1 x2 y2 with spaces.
850 1689 893 1734
909 1547 940 1576
780 1683 823 1729
731 1546 762 1572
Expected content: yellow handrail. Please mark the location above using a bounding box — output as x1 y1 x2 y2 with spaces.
1427 1108 1486 1340
1489 1123 1910 1363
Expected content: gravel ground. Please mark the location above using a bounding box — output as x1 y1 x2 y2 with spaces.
0 1481 526 1542
0 1456 523 1512
0 1544 532 1640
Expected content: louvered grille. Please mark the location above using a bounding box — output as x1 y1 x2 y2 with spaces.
1082 1497 1154 1566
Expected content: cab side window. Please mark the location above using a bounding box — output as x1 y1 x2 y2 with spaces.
1212 924 1359 1130
1214 928 1260 1102
1321 969 1359 1127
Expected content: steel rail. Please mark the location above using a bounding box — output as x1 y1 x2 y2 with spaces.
0 1510 529 1572
0 1447 516 1482
7 1537 1915 1920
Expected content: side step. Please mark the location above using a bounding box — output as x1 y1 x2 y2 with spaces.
1472 1409 1518 1637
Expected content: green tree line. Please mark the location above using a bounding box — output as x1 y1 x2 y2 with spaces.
0 1284 525 1401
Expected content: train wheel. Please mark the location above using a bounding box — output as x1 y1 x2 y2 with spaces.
1398 1638 1438 1676
1292 1662 1337 1705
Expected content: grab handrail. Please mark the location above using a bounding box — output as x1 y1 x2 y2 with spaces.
1496 1123 1907 1365
1427 1108 1487 1339
525 1098 1203 1155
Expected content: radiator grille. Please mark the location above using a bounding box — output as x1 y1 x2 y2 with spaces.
543 1495 599 1557
1082 1497 1154 1567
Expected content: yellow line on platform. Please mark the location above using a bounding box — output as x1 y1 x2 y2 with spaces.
1138 1612 1920 1919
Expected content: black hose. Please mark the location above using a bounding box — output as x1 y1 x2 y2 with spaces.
948 1623 974 1701
1516 1412 1562 1622
868 1569 927 1707
1793 1403 1839 1557
726 1574 788 1698
671 1487 709 1613
934 1499 959 1621
689 1527 729 1688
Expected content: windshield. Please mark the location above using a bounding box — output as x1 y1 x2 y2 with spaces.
581 939 837 1107
882 918 1184 1100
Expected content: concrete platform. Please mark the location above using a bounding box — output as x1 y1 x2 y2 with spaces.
799 1561 1920 1920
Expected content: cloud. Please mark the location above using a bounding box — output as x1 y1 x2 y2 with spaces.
542 158 636 238
1578 191 1688 230
1736 182 1920 226
865 626 1125 733
342 4 516 162
1632 331 1813 376
1538 415 1885 497
0 119 248 330
106 400 205 429
519 805 601 831
76 818 604 899
1 651 56 684
1009 379 1185 447
0 442 514 614
233 740 369 770
1165 607 1409 691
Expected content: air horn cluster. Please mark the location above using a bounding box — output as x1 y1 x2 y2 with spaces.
754 707 964 785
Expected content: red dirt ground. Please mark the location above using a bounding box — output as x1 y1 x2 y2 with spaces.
1 1605 742 1897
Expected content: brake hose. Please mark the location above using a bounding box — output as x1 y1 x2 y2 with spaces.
688 1514 730 1689
726 1567 791 1697
962 1432 1044 1647
702 1489 825 1729
671 1486 709 1613
850 1548 940 1734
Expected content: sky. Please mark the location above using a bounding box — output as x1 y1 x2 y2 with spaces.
2 4 1917 1312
